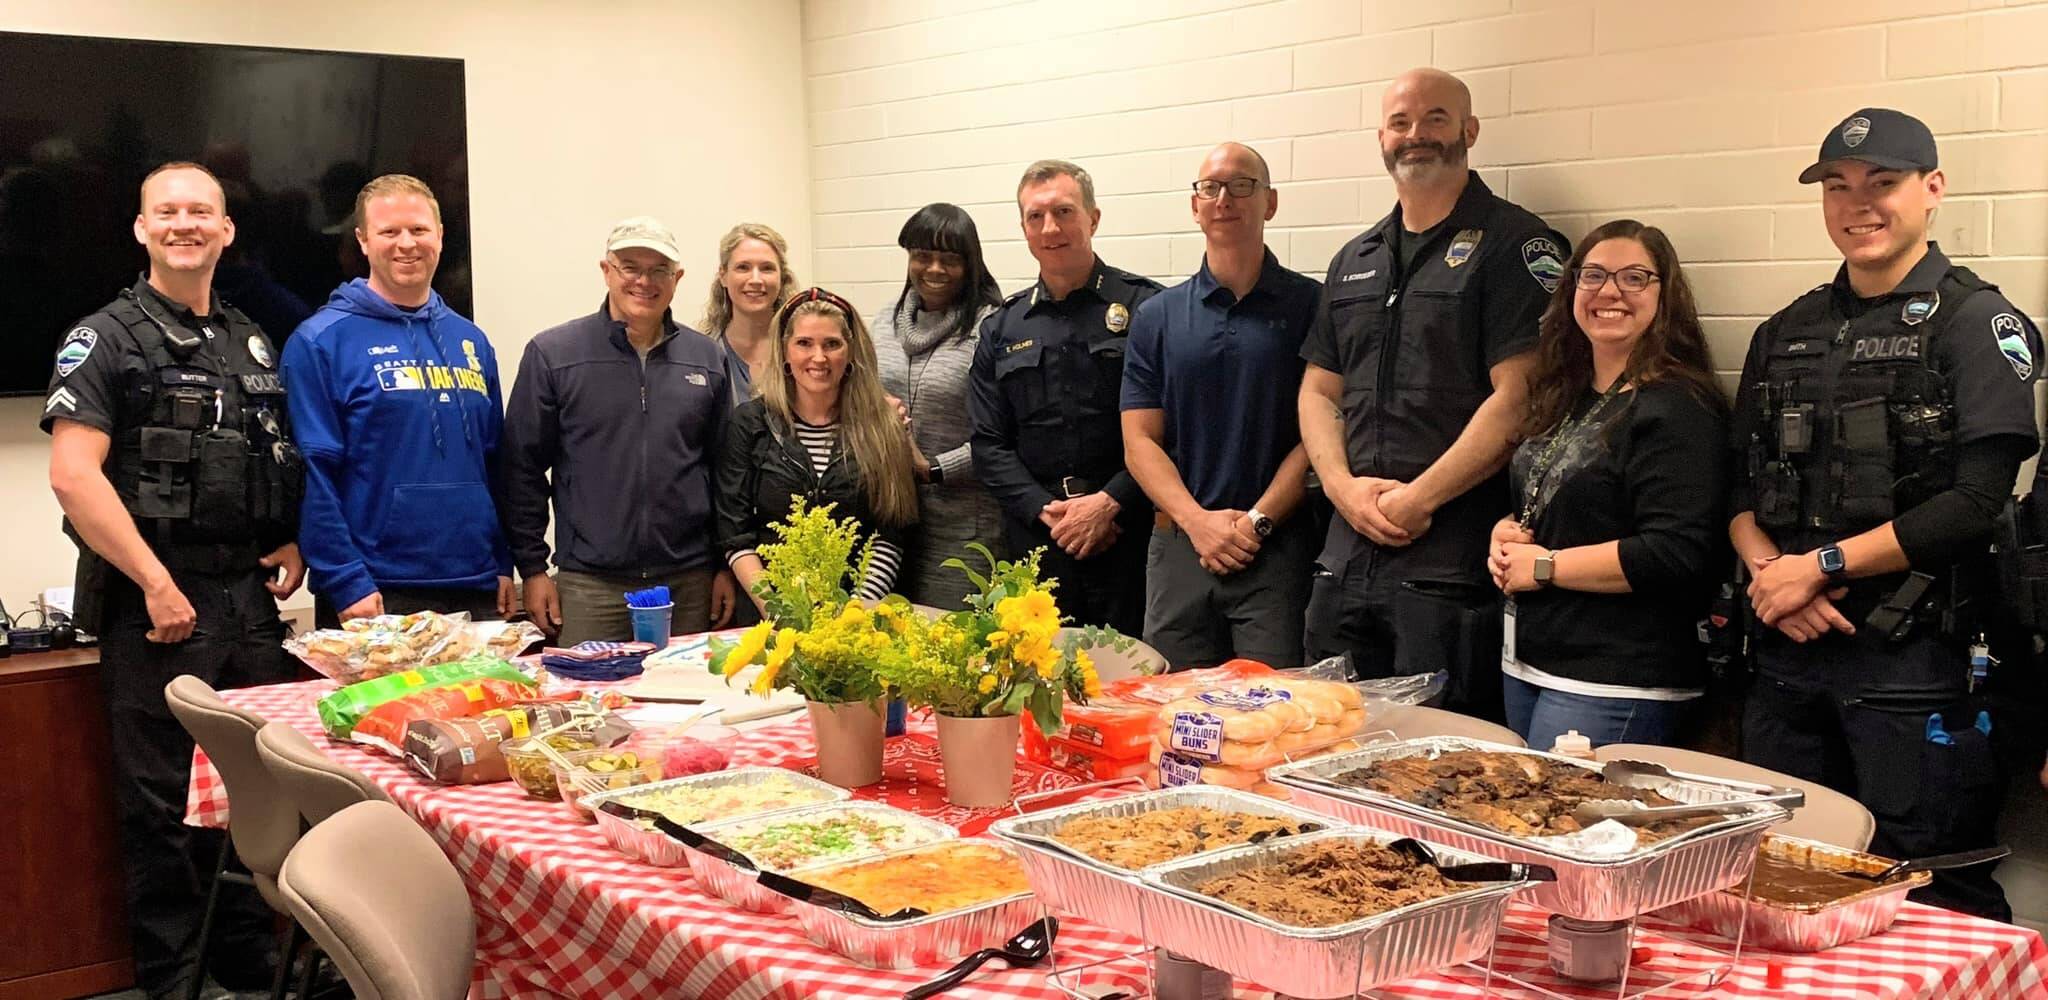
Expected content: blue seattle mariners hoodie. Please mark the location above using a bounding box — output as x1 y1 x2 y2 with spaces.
281 279 511 609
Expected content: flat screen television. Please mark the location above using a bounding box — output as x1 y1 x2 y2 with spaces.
0 31 469 396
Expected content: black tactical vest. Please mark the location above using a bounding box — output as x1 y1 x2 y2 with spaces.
101 286 303 564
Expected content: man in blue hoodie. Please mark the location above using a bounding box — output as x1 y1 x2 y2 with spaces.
282 174 514 622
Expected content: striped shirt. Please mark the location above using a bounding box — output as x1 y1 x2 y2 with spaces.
728 418 904 601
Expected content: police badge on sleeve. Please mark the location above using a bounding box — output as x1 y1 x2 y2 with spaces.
54 326 97 378
1993 313 2035 380
1522 237 1565 294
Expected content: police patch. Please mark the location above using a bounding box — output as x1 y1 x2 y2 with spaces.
1444 229 1483 268
1105 303 1130 334
53 326 97 379
1842 116 1871 148
247 335 273 368
1993 313 2034 380
1900 291 1939 327
1522 237 1565 294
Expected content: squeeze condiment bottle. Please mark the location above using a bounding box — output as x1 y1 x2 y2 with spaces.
1551 729 1595 759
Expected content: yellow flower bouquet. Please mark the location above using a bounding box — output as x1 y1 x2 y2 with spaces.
707 500 889 705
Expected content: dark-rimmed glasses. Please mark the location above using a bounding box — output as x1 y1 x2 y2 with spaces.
1573 265 1660 293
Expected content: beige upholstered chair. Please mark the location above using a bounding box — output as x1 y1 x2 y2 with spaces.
164 674 303 999
257 722 391 826
1371 703 1529 747
1591 742 1875 851
1056 627 1168 682
278 800 477 1000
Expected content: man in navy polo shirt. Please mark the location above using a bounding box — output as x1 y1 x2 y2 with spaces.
1122 142 1320 668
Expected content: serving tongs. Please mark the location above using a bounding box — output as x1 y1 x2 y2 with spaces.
1570 758 1806 827
1388 837 1557 884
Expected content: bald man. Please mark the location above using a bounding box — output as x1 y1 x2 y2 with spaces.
1122 142 1320 667
1296 69 1568 711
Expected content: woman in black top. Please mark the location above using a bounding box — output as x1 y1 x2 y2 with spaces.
1487 219 1728 750
716 288 920 614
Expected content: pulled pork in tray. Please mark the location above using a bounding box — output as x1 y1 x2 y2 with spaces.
1054 807 1323 870
1193 841 1456 927
1330 750 1716 841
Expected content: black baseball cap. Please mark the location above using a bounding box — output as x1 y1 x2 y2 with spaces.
1798 108 1939 184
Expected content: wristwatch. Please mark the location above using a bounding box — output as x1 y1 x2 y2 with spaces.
1247 508 1275 538
1533 550 1558 586
1816 543 1848 583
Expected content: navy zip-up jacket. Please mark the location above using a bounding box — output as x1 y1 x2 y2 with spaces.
501 302 729 579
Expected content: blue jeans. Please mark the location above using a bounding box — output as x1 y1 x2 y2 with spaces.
1502 674 1692 752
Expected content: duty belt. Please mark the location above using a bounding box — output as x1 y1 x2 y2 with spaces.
156 539 265 575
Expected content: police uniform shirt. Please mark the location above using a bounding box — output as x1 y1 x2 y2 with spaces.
968 256 1165 524
42 276 282 440
1731 243 2040 607
1301 172 1564 487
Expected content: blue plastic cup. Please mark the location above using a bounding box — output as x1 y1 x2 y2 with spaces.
629 603 674 646
885 698 907 737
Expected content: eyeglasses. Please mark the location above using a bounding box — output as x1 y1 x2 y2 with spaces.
1573 265 1660 293
608 258 677 283
1192 177 1263 200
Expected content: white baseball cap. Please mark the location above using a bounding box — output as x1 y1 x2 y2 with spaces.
605 216 683 263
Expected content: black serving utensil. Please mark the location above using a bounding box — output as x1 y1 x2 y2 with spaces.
900 916 1058 999
1389 837 1557 883
1846 845 2011 882
651 815 759 872
754 869 931 922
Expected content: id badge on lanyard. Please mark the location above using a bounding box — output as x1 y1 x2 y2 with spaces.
1502 597 1517 668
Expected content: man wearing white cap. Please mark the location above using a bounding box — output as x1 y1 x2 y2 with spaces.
502 217 737 642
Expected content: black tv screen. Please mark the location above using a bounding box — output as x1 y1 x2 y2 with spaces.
0 31 469 396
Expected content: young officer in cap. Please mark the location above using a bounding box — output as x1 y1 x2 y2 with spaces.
1732 108 2040 920
502 217 736 642
45 161 303 999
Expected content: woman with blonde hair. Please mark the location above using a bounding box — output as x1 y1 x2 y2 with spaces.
715 288 920 610
702 222 798 406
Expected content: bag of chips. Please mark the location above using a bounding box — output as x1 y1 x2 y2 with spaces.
353 678 575 754
315 657 535 738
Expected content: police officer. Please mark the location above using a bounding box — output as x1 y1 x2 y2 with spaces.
44 162 304 998
1297 68 1565 711
1733 109 2039 921
969 159 1163 635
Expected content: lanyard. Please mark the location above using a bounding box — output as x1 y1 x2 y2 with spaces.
1517 385 1624 526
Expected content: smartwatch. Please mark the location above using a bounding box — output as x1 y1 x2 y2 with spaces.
1247 508 1275 538
1816 543 1848 583
1533 550 1558 586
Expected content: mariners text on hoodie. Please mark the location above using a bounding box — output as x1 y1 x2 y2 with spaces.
281 279 512 609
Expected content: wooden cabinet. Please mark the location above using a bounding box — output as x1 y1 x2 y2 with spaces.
0 649 134 999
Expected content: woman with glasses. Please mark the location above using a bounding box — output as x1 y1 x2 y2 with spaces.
702 223 798 407
716 288 920 613
1486 219 1728 749
871 203 1006 607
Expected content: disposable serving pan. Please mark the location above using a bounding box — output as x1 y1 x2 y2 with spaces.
1656 834 1931 952
987 784 1340 934
781 839 1040 970
586 766 849 868
684 801 955 914
1137 828 1531 998
1266 736 1788 920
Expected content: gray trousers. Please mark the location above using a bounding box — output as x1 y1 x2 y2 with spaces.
554 568 713 645
1142 516 1315 669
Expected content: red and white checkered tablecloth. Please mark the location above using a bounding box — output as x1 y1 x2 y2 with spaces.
187 673 2048 999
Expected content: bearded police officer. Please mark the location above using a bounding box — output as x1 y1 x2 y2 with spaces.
1733 109 2039 921
970 159 1163 635
1297 68 1566 711
44 162 304 999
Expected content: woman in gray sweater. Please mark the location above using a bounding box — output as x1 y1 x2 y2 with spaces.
873 203 1006 607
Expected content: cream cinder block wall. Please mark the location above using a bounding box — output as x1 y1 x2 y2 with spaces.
799 0 2048 380
801 0 2048 926
0 0 813 614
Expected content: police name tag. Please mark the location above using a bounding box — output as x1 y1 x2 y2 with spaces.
240 373 285 394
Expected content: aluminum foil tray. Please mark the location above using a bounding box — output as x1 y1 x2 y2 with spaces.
1656 834 1931 952
1266 737 1787 920
1138 828 1529 998
685 801 955 915
785 840 1039 970
988 785 1339 934
585 766 849 868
